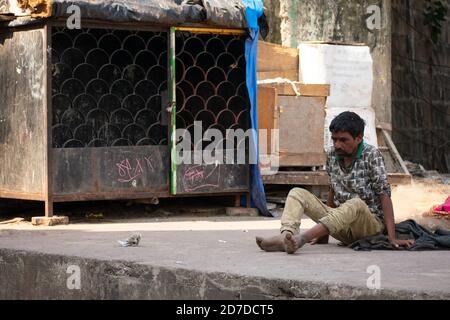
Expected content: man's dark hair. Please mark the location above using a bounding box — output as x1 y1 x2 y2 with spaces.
329 111 365 138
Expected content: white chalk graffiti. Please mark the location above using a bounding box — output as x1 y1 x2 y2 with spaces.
116 155 155 183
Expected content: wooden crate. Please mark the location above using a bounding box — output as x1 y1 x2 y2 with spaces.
257 86 278 156
258 84 329 168
256 40 330 167
278 95 327 167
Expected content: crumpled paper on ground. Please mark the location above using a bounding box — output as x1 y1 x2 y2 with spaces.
118 234 141 247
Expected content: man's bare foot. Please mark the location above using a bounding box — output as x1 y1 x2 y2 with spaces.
256 233 289 252
284 233 307 254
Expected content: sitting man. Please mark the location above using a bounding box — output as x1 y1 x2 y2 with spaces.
256 111 414 254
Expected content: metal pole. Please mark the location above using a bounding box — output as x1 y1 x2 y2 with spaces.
169 27 177 195
44 24 54 217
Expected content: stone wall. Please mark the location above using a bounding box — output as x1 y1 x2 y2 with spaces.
263 0 449 172
263 0 282 44
391 0 450 172
264 0 392 126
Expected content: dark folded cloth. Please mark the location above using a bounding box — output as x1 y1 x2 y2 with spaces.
350 219 450 251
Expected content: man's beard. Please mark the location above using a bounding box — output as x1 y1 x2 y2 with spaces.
335 149 352 158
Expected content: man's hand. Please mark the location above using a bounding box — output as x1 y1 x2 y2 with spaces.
309 235 329 245
389 238 415 249
380 195 414 249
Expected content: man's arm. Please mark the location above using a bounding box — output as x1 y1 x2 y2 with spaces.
380 194 414 249
368 149 414 249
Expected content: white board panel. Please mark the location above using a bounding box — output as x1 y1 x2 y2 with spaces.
299 43 373 109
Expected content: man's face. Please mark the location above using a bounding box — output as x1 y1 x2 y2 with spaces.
331 131 363 158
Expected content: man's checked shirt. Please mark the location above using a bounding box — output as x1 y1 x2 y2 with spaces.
326 142 391 221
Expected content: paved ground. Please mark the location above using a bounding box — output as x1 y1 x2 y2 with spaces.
0 215 449 299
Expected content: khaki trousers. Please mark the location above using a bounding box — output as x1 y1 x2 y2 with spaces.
280 188 384 245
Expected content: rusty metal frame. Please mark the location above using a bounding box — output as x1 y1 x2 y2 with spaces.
175 27 246 35
43 21 174 212
0 21 251 214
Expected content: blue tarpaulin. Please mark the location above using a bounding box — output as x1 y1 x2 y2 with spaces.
242 0 271 217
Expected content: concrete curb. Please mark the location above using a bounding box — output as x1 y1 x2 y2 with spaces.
1 248 448 300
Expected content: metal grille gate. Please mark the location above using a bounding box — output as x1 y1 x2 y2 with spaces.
175 31 250 150
51 27 168 148
173 30 250 195
49 26 250 198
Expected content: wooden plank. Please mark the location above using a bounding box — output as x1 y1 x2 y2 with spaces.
376 128 386 147
279 153 327 167
380 148 401 173
257 41 299 72
257 86 278 155
376 122 393 132
262 171 329 186
0 28 46 196
377 128 409 174
301 40 366 46
298 84 330 97
257 70 299 82
260 83 330 97
257 41 299 81
382 129 411 175
278 96 326 167
0 190 45 201
263 171 412 186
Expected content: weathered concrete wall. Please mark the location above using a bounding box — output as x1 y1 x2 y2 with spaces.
391 0 450 173
263 0 282 44
263 0 449 172
264 0 392 125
